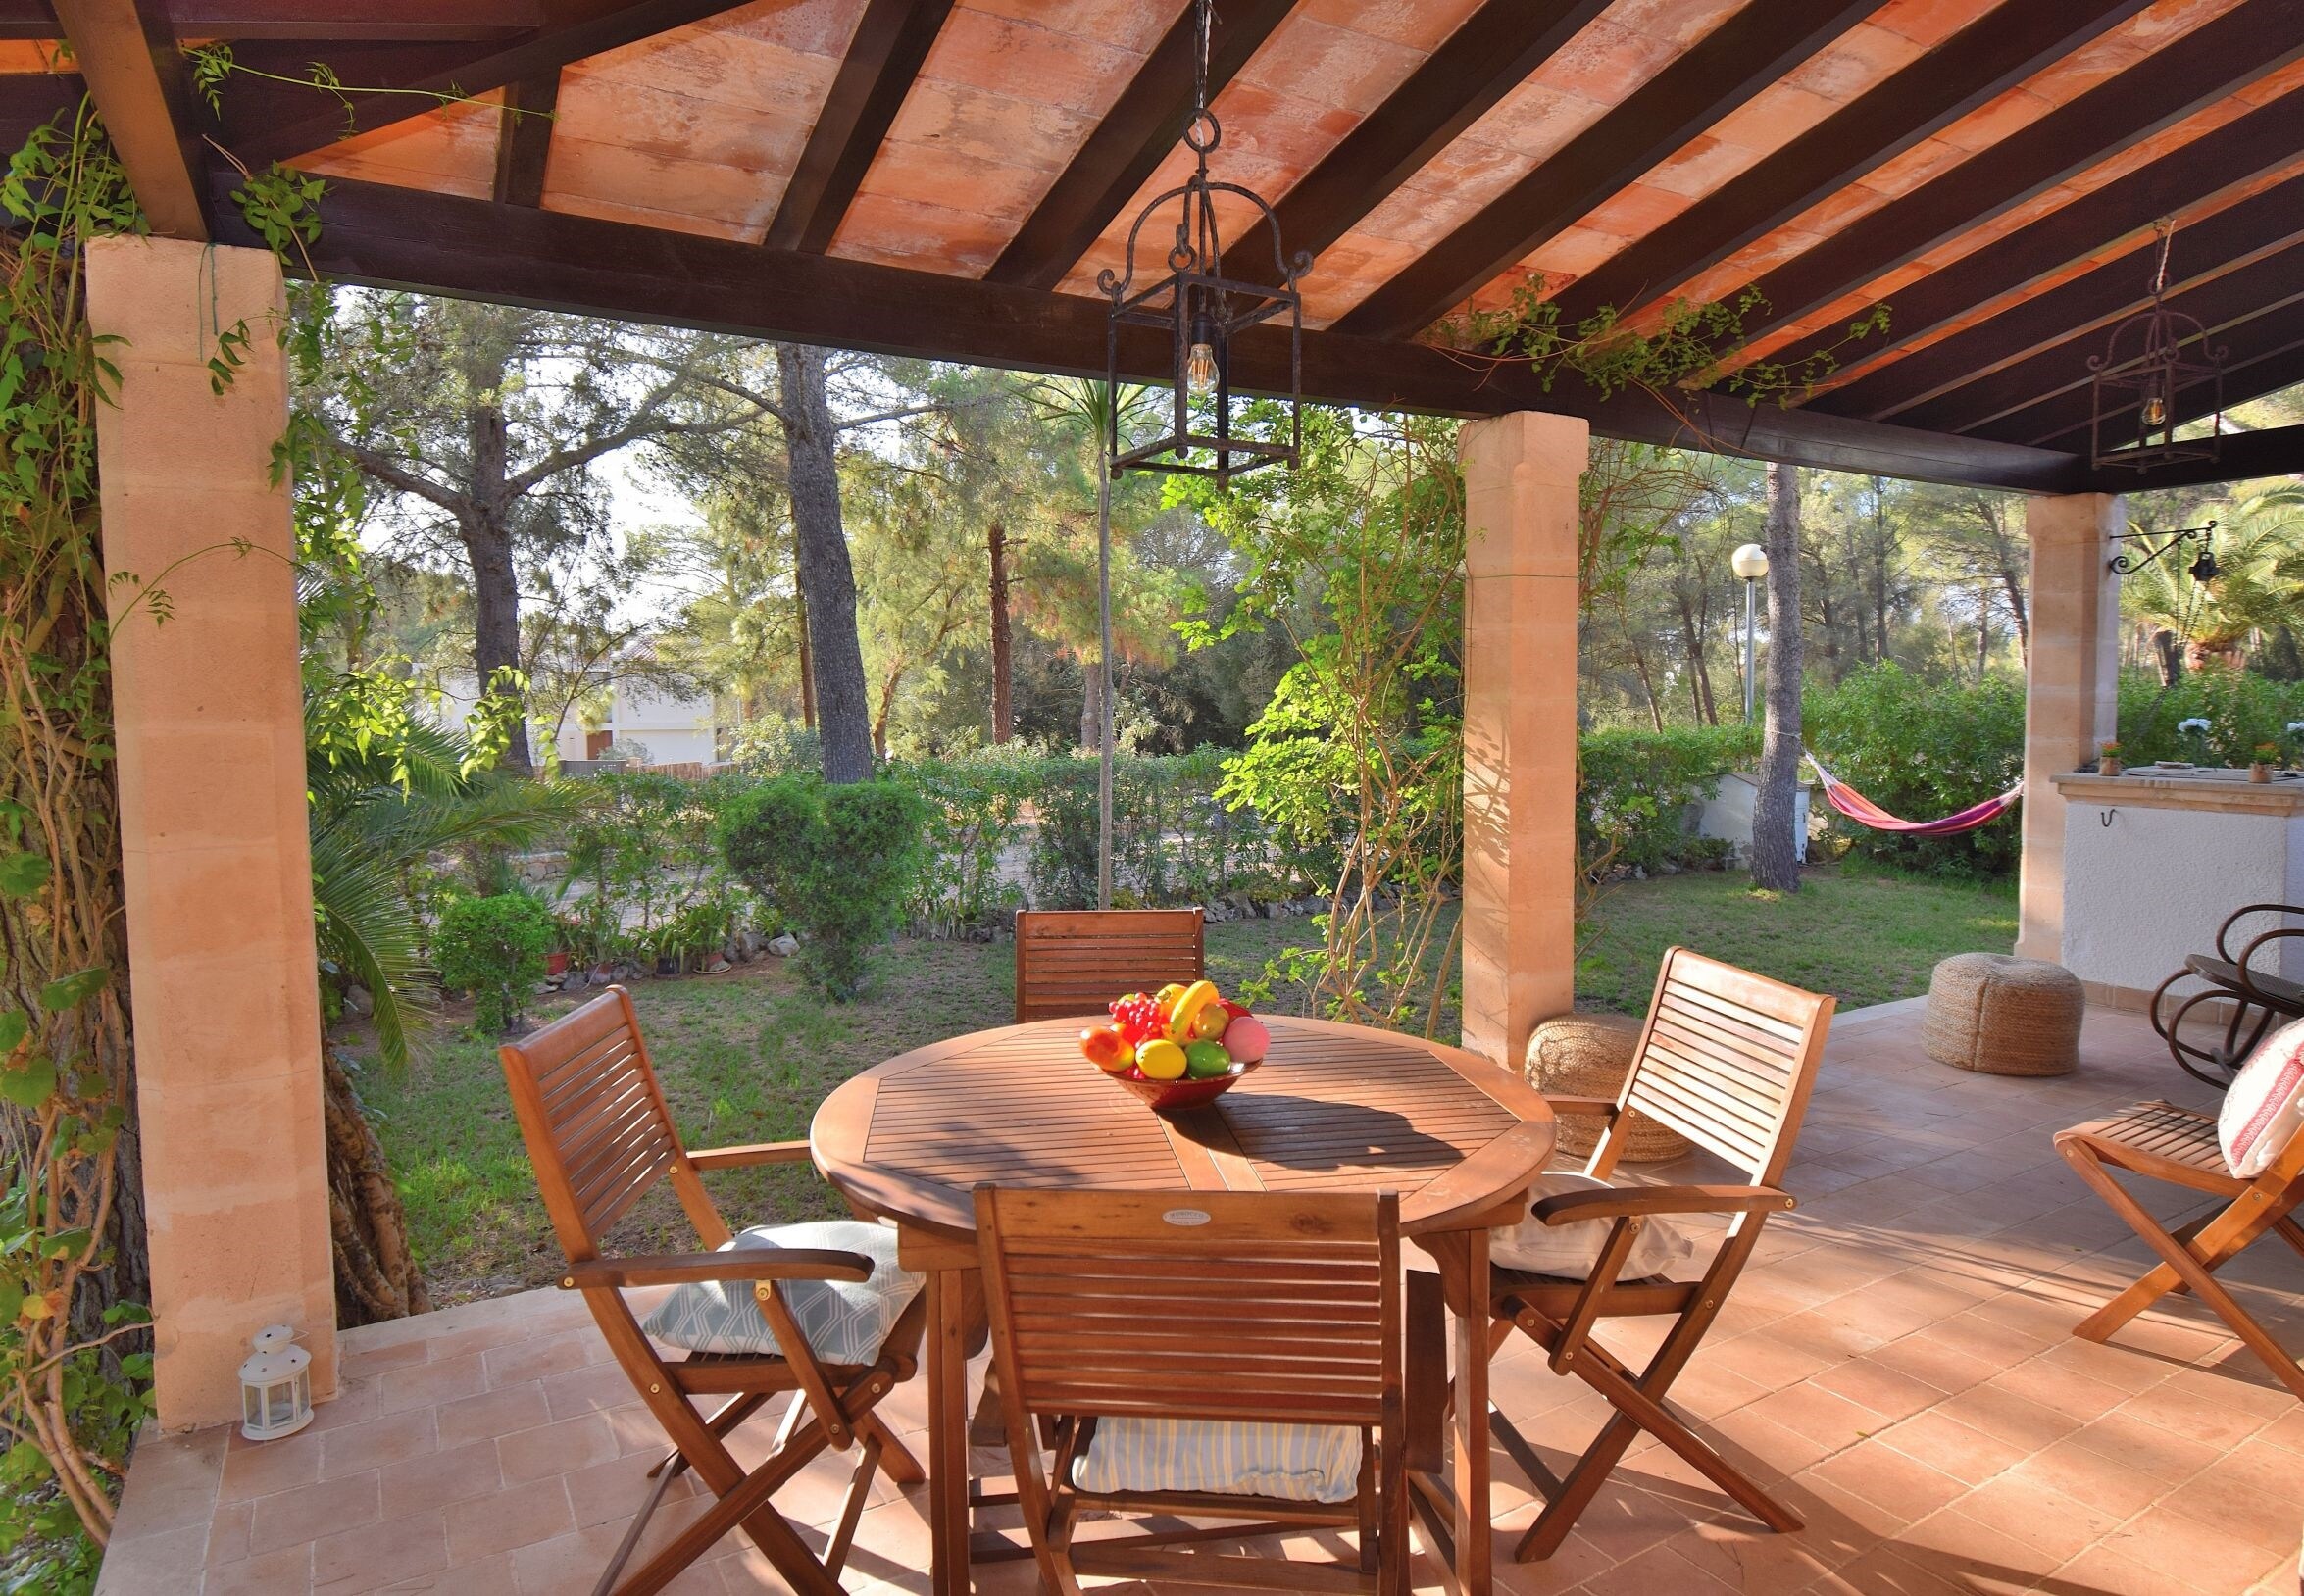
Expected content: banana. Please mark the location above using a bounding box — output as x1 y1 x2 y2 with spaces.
1165 978 1223 1045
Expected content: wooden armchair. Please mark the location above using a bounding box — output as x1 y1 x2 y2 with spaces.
976 1186 1409 1594
1013 908 1205 1022
498 987 925 1595
2151 902 2304 1087
1481 948 1834 1561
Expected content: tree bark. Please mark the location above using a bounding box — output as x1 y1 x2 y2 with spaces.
1079 651 1103 750
776 343 874 782
1677 591 1717 725
987 520 1014 743
325 1049 429 1326
1752 463 1804 893
459 391 534 774
794 587 815 729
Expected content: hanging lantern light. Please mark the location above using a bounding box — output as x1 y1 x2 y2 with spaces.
237 1324 313 1441
2088 219 2224 472
1101 0 1309 488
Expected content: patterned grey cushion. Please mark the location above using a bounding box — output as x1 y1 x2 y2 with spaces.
639 1220 924 1365
1074 1417 1362 1504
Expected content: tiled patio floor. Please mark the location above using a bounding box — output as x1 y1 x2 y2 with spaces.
99 1000 2304 1595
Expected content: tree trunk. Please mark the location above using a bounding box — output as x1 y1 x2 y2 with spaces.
1677 592 1718 725
1079 652 1103 750
1752 464 1804 894
464 505 532 775
988 519 1014 744
777 343 873 782
1978 582 1993 681
325 1049 429 1326
794 588 816 729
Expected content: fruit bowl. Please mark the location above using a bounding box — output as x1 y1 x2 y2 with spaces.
1077 979 1272 1116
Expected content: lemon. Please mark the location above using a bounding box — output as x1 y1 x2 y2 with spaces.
1136 1038 1187 1080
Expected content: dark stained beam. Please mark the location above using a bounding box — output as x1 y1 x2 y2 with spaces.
175 1 543 38
1550 0 2154 328
1713 0 2304 364
2086 421 2304 493
51 0 206 238
1332 0 1878 340
0 70 81 151
1822 171 2304 423
0 1 52 39
214 172 2091 494
490 71 557 207
984 0 1295 291
760 0 952 254
1891 240 2304 439
229 0 750 170
1796 87 2304 398
1995 296 2304 453
1217 0 1614 284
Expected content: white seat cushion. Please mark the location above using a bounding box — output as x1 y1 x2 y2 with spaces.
1073 1418 1362 1504
1489 1172 1697 1280
2221 1018 2304 1178
639 1220 924 1364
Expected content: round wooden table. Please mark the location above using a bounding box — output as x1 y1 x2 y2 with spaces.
811 1015 1555 1596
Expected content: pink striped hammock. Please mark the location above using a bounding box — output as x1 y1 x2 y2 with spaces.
1802 751 2023 837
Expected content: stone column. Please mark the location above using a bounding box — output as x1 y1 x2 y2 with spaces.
2016 493 2123 964
1459 412 1587 1069
88 237 335 1428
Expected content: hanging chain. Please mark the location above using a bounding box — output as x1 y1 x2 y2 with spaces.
1194 0 1212 119
2151 216 2174 300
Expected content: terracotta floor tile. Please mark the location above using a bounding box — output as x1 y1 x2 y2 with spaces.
442 1475 574 1563
1928 1381 2074 1454
308 1507 450 1593
376 1353 486 1416
1800 1546 1971 1594
247 1472 381 1557
318 1407 438 1481
431 1382 551 1451
88 1523 207 1594
2154 1471 2301 1557
1941 1471 2122 1565
495 1409 623 1486
1574 1540 1738 1594
2114 1379 2272 1451
2098 1503 2293 1595
1875 1410 2029 1487
203 1544 318 1596
1802 1442 1967 1526
218 1428 324 1504
2003 1433 2171 1521
480 1328 603 1390
377 1438 504 1521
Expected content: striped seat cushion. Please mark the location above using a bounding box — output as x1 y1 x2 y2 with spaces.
1073 1418 1362 1504
639 1220 923 1365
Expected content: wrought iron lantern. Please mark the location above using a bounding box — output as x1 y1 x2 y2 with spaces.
2088 221 2224 472
1101 0 1309 488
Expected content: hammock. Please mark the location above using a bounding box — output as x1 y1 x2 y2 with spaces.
1802 750 2022 837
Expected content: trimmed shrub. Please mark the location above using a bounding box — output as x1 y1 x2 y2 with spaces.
2116 665 2304 767
434 892 556 1033
1804 664 2026 878
717 775 928 1000
1578 724 1759 874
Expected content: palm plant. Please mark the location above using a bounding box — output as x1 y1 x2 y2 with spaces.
2124 486 2304 671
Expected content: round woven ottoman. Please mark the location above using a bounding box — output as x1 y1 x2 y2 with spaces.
1923 953 2084 1076
1524 1013 1691 1163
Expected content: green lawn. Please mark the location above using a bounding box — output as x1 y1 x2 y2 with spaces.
359 862 2014 1305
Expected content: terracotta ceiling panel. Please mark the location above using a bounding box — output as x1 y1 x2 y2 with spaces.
1053 0 1489 317
829 0 1187 275
294 92 502 203
539 0 869 240
0 43 68 73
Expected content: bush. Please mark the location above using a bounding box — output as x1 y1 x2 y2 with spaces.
561 769 757 968
718 775 927 1000
1578 725 1759 874
1805 664 2026 878
434 892 556 1032
2117 665 2304 767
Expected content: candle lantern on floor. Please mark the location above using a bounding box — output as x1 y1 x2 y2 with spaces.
237 1324 312 1441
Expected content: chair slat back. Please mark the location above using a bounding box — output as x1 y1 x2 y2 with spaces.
499 986 725 1262
1614 948 1834 1186
977 1188 1397 1429
1013 909 1206 1023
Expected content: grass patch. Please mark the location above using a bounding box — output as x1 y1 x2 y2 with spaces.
359 863 2013 1304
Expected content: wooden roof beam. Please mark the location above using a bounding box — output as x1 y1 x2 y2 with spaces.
490 71 557 207
1216 0 1615 284
0 70 83 151
761 0 952 254
1712 0 2304 365
1331 0 1879 341
0 2 549 39
984 0 1295 291
1549 0 2156 328
51 0 206 238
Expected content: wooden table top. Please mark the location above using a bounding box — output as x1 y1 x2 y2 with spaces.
811 1015 1556 1239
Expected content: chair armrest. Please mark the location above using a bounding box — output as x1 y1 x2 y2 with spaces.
563 1248 872 1290
2218 902 2304 963
1530 1184 1794 1226
685 1139 814 1171
1539 1094 1621 1119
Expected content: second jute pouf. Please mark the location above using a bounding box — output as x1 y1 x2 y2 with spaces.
1922 952 2084 1076
1523 1013 1692 1164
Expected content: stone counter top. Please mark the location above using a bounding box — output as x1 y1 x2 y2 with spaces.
2054 769 2304 815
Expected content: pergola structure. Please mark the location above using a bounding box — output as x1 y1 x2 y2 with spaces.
14 0 2304 1429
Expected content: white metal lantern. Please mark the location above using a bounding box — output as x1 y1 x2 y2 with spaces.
237 1324 312 1441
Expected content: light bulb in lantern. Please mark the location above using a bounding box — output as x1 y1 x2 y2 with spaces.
2141 392 2168 429
1185 339 1220 397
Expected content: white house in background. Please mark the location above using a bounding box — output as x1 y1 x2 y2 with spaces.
428 669 720 768
1694 772 1813 865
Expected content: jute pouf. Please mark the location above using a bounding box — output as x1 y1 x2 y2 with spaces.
1922 953 2084 1076
1524 1013 1692 1163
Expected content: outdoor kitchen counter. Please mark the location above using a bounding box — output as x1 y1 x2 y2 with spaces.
2055 769 2304 815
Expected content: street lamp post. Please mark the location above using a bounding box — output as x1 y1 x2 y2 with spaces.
1731 542 1769 723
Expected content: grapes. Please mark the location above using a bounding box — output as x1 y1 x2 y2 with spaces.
1108 992 1164 1046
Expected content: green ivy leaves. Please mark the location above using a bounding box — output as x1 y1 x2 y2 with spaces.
0 849 49 897
38 967 107 1013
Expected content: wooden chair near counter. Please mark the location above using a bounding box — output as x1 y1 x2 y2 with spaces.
498 986 927 1596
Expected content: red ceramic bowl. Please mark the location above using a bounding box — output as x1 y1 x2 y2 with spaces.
1108 1056 1261 1113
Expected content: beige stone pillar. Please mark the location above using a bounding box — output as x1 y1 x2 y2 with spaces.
1459 412 1587 1069
2015 493 2123 964
88 237 335 1428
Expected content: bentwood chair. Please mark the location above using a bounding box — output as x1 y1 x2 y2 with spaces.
1012 907 1205 1022
2150 902 2304 1088
976 1185 1410 1594
499 987 926 1595
2056 1098 2304 1400
1481 948 1834 1561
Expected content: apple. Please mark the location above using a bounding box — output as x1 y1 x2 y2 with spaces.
1079 1024 1135 1074
1189 1002 1230 1042
1221 1014 1271 1065
1183 1040 1232 1079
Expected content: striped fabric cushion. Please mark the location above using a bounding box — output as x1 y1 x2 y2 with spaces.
639 1220 923 1365
2220 1019 2304 1177
1073 1418 1362 1504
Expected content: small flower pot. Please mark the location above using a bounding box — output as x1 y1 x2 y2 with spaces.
2098 758 2123 777
2251 763 2274 783
544 951 571 978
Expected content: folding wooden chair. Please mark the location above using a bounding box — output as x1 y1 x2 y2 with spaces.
976 1186 1410 1594
1012 907 1205 1022
1482 948 1834 1561
2056 1099 2304 1399
499 987 927 1596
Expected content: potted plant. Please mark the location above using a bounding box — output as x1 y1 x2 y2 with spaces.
2251 741 2281 782
2098 740 2124 777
